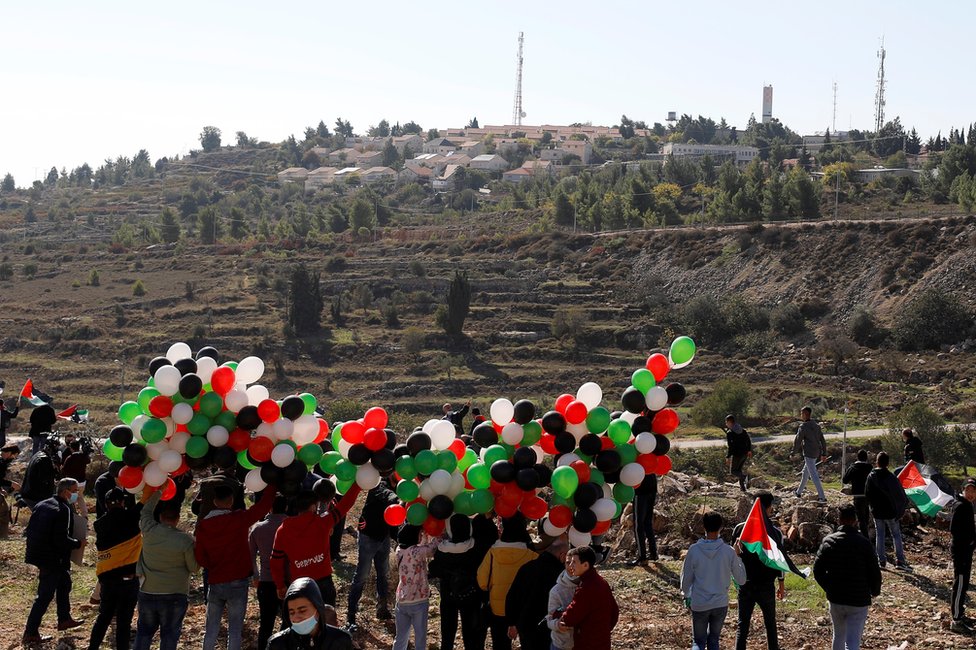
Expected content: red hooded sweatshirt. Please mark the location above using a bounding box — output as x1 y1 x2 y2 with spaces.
195 487 276 585
560 566 619 650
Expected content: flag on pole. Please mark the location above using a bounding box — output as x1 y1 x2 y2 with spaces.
57 405 89 422
738 498 806 577
898 460 954 516
20 379 49 407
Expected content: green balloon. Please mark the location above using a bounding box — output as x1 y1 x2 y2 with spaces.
141 418 167 443
576 452 592 465
138 388 160 415
186 436 210 458
612 500 623 519
223 361 239 371
395 455 418 480
147 377 155 388
453 490 475 516
550 493 570 508
466 463 491 490
406 502 428 525
612 482 635 504
102 439 124 462
318 451 342 474
670 336 697 366
238 450 257 470
500 442 516 457
278 439 297 451
414 450 438 476
589 467 605 486
396 479 420 502
458 448 478 472
631 368 656 395
482 445 508 467
470 489 495 514
608 419 632 446
617 443 638 465
187 413 212 437
118 401 141 425
551 465 580 499
336 479 355 494
331 424 342 449
300 393 317 416
585 407 612 434
334 460 357 482
298 444 323 466
437 450 458 473
215 410 238 431
521 420 543 446
199 392 224 418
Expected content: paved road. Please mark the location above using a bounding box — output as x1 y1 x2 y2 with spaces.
674 427 892 450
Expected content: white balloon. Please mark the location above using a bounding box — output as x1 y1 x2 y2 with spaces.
164 417 176 437
293 415 319 446
592 498 617 521
207 425 230 447
338 438 352 459
225 389 248 413
256 422 274 439
602 483 614 500
169 431 191 454
166 342 192 363
567 527 592 548
531 445 545 464
619 410 639 426
635 432 657 454
271 443 296 468
244 469 267 493
246 384 270 406
543 518 568 537
567 422 588 441
143 461 167 487
272 418 294 441
146 442 168 461
131 415 148 441
447 471 466 499
196 356 218 384
356 464 380 490
429 420 457 450
422 419 440 435
125 480 145 495
159 450 183 473
620 462 646 487
234 382 248 394
576 382 603 411
428 469 453 494
501 422 524 446
645 386 669 412
490 398 514 426
236 356 266 385
556 453 580 467
171 402 194 425
154 365 181 397
419 479 437 502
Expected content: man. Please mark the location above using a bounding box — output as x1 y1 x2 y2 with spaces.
506 539 568 649
347 479 398 626
468 407 487 437
87 487 144 650
23 477 84 645
724 414 752 492
864 451 910 570
814 505 882 650
94 463 135 519
680 512 747 650
271 484 362 605
196 484 277 650
134 490 199 650
0 443 22 493
950 478 976 633
192 468 245 521
903 428 925 465
557 546 619 650
631 472 658 564
429 514 483 650
732 493 785 650
28 402 57 457
443 401 470 437
249 495 289 650
58 433 77 466
842 449 873 536
19 446 57 508
792 406 827 503
267 578 354 650
60 439 91 517
0 398 20 447
478 515 537 650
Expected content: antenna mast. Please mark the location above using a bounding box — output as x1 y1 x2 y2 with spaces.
512 32 524 126
874 37 886 132
832 82 838 133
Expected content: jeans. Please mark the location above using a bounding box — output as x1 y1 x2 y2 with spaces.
133 592 189 650
30 434 48 457
25 567 72 636
634 491 658 560
736 581 778 650
874 517 906 565
257 581 285 650
828 602 869 650
691 606 728 650
316 575 337 607
440 595 481 650
88 577 138 650
853 497 870 537
393 600 428 650
952 550 973 621
797 456 825 499
204 578 249 650
347 534 391 621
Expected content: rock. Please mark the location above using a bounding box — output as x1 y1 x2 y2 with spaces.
736 496 754 522
798 522 823 549
900 509 920 527
688 505 715 538
653 512 670 534
785 525 799 543
792 505 821 526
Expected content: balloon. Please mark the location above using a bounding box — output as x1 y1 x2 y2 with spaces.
122 443 148 467
592 498 617 521
146 441 168 461
613 482 636 503
271 443 296 468
521 495 548 520
573 508 597 533
541 411 567 435
395 479 419 502
637 453 658 474
631 368 656 394
297 444 323 466
178 373 203 400
406 432 432 456
437 450 458 473
621 387 646 414
635 432 658 454
481 444 508 467
210 366 236 396
118 465 144 489
224 389 248 413
655 455 673 476
185 436 210 458
272 418 294 441
490 398 515 426
554 433 576 454
363 407 388 430
347 443 372 466
165 341 192 363
543 518 568 537
250 436 274 462
645 386 669 412
148 356 171 376
585 407 611 435
549 504 573 528
570 459 591 484
552 465 580 499
631 415 652 435
466 463 491 490
608 419 632 445
564 400 587 426
573 482 601 509
244 469 267 493
429 420 456 451
512 400 536 424
141 418 167 444
395 455 417 480
472 421 498 448
669 336 696 368
521 420 543 446
153 365 181 397
206 425 230 447
138 387 161 415
236 405 262 430
595 449 622 474
281 396 305 420
186 413 211 437
576 382 603 410
470 488 495 514
578 433 602 457
234 356 265 384
158 450 182 473
620 462 646 487
567 527 592 547
363 427 386 452
356 464 381 490
490 461 516 483
652 408 680 434
653 434 671 456
666 382 687 405
109 425 134 448
427 469 452 494
118 401 142 425
169 402 192 425
102 439 124 462
646 353 670 381
384 504 407 527
254 399 279 424
196 356 218 385
500 422 524 446
554 393 575 414
406 502 428 526
143 461 167 487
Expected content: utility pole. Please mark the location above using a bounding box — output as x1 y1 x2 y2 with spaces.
832 82 838 133
834 170 840 220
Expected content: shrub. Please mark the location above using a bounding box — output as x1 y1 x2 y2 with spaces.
882 402 950 469
892 290 972 350
770 303 805 336
799 297 830 319
0 263 12 280
23 263 38 279
401 327 426 360
551 306 589 346
409 259 426 277
848 307 884 346
88 269 100 286
325 398 365 424
132 279 146 296
681 295 729 346
691 378 752 428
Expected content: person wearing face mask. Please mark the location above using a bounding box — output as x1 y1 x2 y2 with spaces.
266 577 353 650
23 478 85 645
546 552 582 650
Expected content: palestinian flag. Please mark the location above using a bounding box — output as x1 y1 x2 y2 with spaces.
20 379 49 407
898 460 954 516
57 405 89 422
738 498 806 577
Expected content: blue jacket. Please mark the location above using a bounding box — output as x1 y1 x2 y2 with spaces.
680 537 747 611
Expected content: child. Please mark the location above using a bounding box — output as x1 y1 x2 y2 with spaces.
394 524 440 650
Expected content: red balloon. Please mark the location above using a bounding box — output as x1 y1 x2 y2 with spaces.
384 504 407 527
521 495 549 520
341 421 366 444
646 353 670 382
554 393 575 414
363 407 388 430
495 499 518 518
564 400 588 425
489 479 505 496
652 408 680 435
655 455 673 476
570 460 591 484
423 517 446 537
549 504 573 528
540 434 557 455
493 421 504 434
249 436 274 463
257 399 280 423
364 427 387 452
600 436 615 450
211 366 236 396
448 439 466 460
149 395 174 418
500 483 523 507
175 424 189 433
171 459 190 477
160 478 177 501
591 519 611 536
228 428 251 452
637 453 659 474
118 466 143 490
314 419 330 443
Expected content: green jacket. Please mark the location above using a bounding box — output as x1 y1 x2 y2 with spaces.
137 492 199 595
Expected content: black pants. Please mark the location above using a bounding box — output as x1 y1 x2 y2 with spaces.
440 595 481 650
517 621 551 650
736 580 779 650
953 550 973 621
316 575 337 607
330 515 345 559
88 577 138 650
25 566 72 636
634 491 658 560
256 581 285 650
853 497 870 537
731 454 749 490
488 613 512 650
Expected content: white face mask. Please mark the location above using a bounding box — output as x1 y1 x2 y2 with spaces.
291 614 318 635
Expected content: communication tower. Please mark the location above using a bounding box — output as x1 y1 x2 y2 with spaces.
512 32 525 126
874 38 886 132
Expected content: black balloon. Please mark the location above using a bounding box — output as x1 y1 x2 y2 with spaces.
472 422 498 449
372 448 395 473
186 453 212 471
148 356 171 375
666 382 687 405
110 425 134 448
392 444 410 460
578 434 602 457
512 400 536 425
406 432 432 456
122 443 147 467
196 346 220 361
631 416 652 435
554 433 576 454
178 373 203 399
490 460 516 483
603 468 621 485
573 482 601 509
174 358 198 376
428 494 455 520
236 406 261 431
516 467 539 491
541 411 567 435
573 508 597 533
213 446 237 469
260 464 284 485
384 429 398 450
284 460 308 484
281 396 305 420
621 387 646 414
347 443 373 466
595 449 622 474
512 446 537 470
653 433 671 456
108 461 126 478
318 439 335 453
313 478 337 502
534 463 553 487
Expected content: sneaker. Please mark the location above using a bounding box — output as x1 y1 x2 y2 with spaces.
627 557 648 567
344 623 358 634
22 634 53 646
878 562 887 569
895 562 913 572
57 618 85 631
817 499 828 506
950 619 972 634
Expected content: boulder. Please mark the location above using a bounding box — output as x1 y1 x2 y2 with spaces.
688 505 715 538
797 522 824 550
653 512 670 534
736 496 754 522
792 505 821 526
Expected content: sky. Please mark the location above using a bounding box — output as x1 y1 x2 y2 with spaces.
2 0 974 187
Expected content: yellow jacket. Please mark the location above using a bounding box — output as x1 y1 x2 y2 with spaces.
477 541 537 616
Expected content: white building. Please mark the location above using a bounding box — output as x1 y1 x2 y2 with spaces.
660 142 759 166
470 154 509 172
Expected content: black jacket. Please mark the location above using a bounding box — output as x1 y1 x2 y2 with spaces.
635 472 658 497
864 467 909 520
732 521 784 585
0 404 19 432
904 437 925 464
504 551 564 630
94 471 135 519
0 457 14 490
25 495 81 569
28 404 56 437
471 513 499 563
266 578 353 650
842 461 873 496
951 496 976 556
358 483 398 541
94 504 143 582
444 404 469 436
429 540 481 601
20 451 56 503
813 525 882 607
725 426 752 458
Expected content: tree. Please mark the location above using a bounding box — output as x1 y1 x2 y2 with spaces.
466 117 479 129
437 270 471 338
200 126 222 152
44 167 58 187
350 284 373 316
554 190 574 226
402 327 426 361
382 139 400 168
892 290 972 350
906 128 922 155
287 264 323 334
316 121 331 138
236 131 256 148
1 173 14 192
618 114 636 139
426 128 440 142
691 379 752 427
348 198 375 232
368 119 390 138
197 206 222 244
160 208 181 243
334 118 354 138
402 121 423 135
785 167 820 219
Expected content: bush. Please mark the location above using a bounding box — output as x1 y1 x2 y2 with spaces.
23 263 38 278
325 398 365 424
401 327 426 360
132 279 146 296
770 303 805 336
88 269 100 286
681 295 729 346
0 263 12 280
409 259 426 277
882 402 949 469
848 307 884 346
691 378 752 428
799 297 830 319
551 306 589 347
892 289 971 350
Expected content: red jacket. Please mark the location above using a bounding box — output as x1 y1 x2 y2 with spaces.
195 487 276 585
560 567 619 650
270 485 361 591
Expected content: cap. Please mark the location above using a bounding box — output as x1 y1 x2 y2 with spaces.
964 478 976 489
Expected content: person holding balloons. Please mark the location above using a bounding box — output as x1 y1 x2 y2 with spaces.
477 515 538 650
392 524 441 650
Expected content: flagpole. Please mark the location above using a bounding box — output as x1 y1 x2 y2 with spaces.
841 400 849 480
